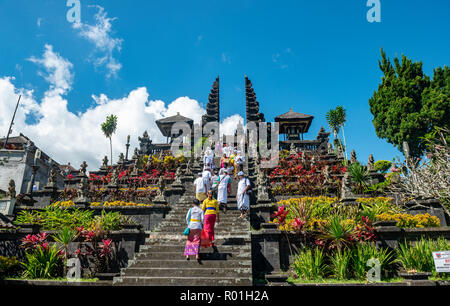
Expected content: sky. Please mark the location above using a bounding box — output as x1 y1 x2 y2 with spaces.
0 0 449 170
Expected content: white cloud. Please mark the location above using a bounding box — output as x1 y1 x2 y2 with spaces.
72 6 123 78
27 44 73 96
1 45 244 171
37 18 42 27
220 114 245 136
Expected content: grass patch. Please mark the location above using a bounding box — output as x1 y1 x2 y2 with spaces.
286 276 404 284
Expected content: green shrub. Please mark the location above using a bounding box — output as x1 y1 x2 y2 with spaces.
293 247 327 280
14 207 125 231
396 237 450 277
374 160 392 173
0 256 23 279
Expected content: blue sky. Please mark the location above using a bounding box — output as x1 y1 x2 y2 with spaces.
0 0 449 168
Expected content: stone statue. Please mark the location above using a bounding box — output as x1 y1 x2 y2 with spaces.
7 179 16 199
367 154 375 171
102 156 109 168
350 150 357 164
340 172 356 200
79 161 88 176
118 153 124 164
48 167 56 184
76 176 89 203
132 148 139 160
327 143 333 155
110 168 119 186
290 143 296 155
138 131 153 155
154 175 166 202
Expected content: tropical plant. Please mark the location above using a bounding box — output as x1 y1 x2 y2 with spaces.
22 243 63 279
293 247 327 280
326 105 348 159
351 243 395 280
317 215 354 251
329 248 351 280
101 114 118 166
52 227 79 276
348 163 370 194
396 237 450 276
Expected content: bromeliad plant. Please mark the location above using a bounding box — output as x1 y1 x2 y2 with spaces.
20 233 64 279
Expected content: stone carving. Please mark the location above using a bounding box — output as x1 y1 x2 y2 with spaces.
138 131 153 155
7 179 16 199
118 153 125 164
340 172 356 200
327 143 333 155
102 156 109 168
350 150 357 164
132 148 139 160
46 167 57 189
290 143 296 155
110 168 119 186
79 161 88 176
367 154 375 171
154 176 166 202
76 177 89 204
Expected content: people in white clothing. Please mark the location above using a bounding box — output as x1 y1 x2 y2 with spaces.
194 172 207 202
217 168 232 212
202 167 212 192
236 171 251 219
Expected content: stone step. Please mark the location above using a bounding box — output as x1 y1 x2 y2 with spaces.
152 227 249 234
157 222 250 229
139 244 251 253
150 231 250 237
129 259 251 269
145 237 251 245
135 251 250 260
114 276 252 286
121 267 251 278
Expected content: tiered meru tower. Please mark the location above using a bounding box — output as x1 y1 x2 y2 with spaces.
245 75 265 123
201 76 220 127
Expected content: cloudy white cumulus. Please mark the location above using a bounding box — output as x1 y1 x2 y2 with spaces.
0 45 244 170
72 5 123 78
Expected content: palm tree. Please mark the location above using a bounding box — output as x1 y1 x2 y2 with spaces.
326 106 348 159
101 114 118 166
335 106 348 159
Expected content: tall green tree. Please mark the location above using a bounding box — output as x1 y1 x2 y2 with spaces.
101 114 118 166
369 49 450 158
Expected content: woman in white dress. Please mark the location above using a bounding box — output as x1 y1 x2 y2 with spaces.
217 169 231 212
236 171 251 219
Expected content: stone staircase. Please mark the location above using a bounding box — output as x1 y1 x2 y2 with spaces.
113 159 253 286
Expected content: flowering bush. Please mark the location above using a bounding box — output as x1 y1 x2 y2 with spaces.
268 152 346 196
376 213 440 228
90 201 153 207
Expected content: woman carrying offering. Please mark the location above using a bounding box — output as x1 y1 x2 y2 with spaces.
184 199 205 261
